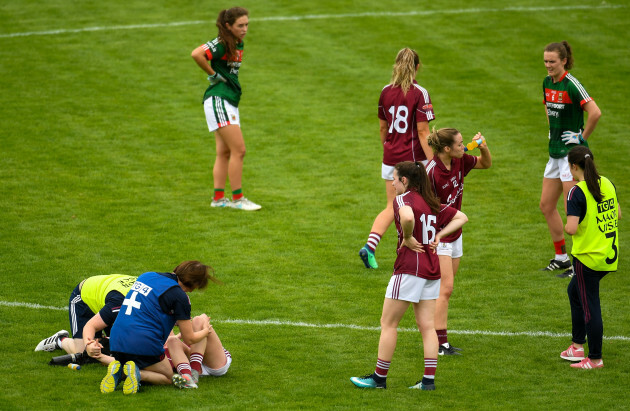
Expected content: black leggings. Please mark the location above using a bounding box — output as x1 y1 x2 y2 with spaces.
567 257 609 360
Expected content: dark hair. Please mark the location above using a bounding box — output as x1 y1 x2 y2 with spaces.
427 127 460 154
394 161 441 214
544 41 574 70
216 7 248 61
567 146 602 202
173 260 221 290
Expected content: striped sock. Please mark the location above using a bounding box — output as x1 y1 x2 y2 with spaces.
366 232 382 253
423 358 437 385
190 353 203 374
213 189 225 201
374 358 391 379
232 188 243 201
176 362 193 377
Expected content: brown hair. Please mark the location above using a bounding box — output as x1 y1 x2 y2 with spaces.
567 146 603 202
216 7 249 60
394 161 441 214
544 41 574 70
390 48 420 95
427 127 460 154
173 260 221 290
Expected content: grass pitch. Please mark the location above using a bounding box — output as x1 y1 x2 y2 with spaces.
1 1 629 409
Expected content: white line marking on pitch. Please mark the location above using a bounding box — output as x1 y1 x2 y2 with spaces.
0 4 624 38
3 300 628 341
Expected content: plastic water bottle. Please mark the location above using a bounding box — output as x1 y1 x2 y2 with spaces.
68 363 81 370
464 137 485 152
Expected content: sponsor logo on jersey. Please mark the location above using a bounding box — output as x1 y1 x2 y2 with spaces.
422 104 433 111
545 88 573 104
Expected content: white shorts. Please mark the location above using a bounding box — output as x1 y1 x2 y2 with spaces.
204 96 240 132
436 234 463 258
200 349 232 377
385 274 440 302
544 156 573 182
382 160 428 180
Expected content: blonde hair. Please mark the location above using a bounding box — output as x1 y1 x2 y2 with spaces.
390 48 421 95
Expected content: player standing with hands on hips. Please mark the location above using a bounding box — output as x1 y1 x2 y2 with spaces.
191 7 261 211
359 48 436 269
425 128 491 355
351 161 467 390
560 146 620 369
539 41 601 276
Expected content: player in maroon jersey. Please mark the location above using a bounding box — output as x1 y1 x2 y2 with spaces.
351 161 467 390
359 48 436 270
425 128 492 355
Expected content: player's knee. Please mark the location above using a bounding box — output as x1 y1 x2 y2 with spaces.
234 146 246 159
192 315 208 330
440 284 454 298
166 335 180 348
539 200 554 215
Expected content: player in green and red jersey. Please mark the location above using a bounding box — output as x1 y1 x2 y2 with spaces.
191 7 261 211
539 41 601 276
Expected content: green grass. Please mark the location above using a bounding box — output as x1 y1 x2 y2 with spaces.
1 1 629 409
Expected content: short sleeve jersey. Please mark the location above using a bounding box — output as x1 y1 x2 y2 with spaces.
393 191 457 280
378 81 436 165
425 154 477 242
110 272 191 356
202 38 244 107
543 72 593 158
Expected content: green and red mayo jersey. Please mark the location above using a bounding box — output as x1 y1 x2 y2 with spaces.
202 38 244 107
543 71 593 158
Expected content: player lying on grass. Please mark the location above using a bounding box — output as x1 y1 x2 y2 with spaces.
35 274 137 366
165 314 232 385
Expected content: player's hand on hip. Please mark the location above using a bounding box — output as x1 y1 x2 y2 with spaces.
208 72 227 85
399 237 425 253
561 130 584 145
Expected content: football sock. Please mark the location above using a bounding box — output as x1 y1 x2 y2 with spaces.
213 189 225 201
553 240 567 260
190 352 203 374
374 358 390 379
232 188 243 201
56 337 64 350
436 329 448 346
176 363 193 377
423 358 437 385
366 232 382 253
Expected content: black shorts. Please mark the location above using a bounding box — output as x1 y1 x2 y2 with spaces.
111 351 165 370
68 283 103 339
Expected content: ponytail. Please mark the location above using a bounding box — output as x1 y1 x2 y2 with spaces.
567 146 602 202
216 7 248 60
390 48 420 95
394 161 441 213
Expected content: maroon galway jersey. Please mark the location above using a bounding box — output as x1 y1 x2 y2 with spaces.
378 81 435 166
393 191 457 280
425 154 477 242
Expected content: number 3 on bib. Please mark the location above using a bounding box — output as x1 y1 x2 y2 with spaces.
388 106 409 133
